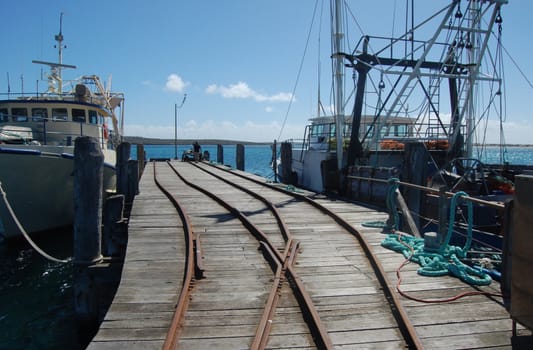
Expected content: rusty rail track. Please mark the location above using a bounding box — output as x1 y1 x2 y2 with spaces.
153 160 423 349
195 161 423 349
165 161 333 349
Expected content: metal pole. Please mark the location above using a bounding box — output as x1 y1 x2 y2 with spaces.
174 103 177 159
174 94 187 160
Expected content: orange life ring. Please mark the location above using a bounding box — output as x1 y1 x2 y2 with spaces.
103 123 109 139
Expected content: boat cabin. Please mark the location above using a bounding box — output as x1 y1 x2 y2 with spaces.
304 115 416 152
0 98 111 148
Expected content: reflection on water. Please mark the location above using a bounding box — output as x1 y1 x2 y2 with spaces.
0 229 86 350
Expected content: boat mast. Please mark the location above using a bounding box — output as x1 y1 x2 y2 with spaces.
32 13 76 94
55 12 65 93
332 0 345 171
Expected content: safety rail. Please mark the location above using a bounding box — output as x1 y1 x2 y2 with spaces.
347 174 506 210
0 119 110 149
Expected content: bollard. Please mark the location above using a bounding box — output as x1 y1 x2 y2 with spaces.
102 194 126 257
127 159 139 204
73 136 104 324
217 144 224 164
280 141 292 184
116 142 131 197
136 144 145 178
272 140 277 182
236 144 245 171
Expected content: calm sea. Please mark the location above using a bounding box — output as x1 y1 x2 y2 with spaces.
0 143 531 349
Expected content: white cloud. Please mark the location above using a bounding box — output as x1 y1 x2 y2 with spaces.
206 81 293 102
165 74 189 92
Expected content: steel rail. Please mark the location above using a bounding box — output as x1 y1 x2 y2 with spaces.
203 162 424 349
252 242 284 350
188 161 292 243
168 161 333 349
149 162 199 350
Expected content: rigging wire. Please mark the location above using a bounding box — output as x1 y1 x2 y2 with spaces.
276 0 320 142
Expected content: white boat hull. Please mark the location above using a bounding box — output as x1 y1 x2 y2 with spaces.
0 147 116 240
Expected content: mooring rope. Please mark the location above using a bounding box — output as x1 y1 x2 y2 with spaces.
0 182 70 264
362 177 400 230
382 191 492 286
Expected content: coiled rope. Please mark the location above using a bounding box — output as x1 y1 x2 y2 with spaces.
362 177 400 230
382 191 492 286
0 181 70 264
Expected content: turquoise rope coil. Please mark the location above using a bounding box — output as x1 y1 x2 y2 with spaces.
381 191 491 286
362 177 400 231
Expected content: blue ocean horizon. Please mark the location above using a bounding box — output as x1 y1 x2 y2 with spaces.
132 143 278 179
132 143 533 170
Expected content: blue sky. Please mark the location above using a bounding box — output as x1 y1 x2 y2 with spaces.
2 0 532 143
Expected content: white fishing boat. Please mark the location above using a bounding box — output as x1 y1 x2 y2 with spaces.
0 14 124 240
279 0 533 259
286 0 515 195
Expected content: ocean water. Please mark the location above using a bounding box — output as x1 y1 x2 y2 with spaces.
131 143 278 179
0 143 531 349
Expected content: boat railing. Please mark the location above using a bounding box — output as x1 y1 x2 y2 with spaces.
347 173 506 210
347 170 511 247
0 118 108 149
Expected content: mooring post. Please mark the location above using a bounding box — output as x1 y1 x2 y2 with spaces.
280 141 292 184
136 144 145 178
272 140 277 182
102 194 126 257
127 159 139 204
116 142 131 197
73 136 104 324
217 144 224 164
236 144 245 171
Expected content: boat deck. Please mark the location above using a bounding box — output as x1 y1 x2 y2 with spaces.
87 161 531 349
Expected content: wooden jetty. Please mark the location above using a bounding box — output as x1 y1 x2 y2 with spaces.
88 160 531 349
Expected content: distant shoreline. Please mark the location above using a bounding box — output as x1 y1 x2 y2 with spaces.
124 136 532 147
123 136 272 146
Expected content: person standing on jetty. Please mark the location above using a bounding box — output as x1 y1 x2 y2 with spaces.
193 141 201 161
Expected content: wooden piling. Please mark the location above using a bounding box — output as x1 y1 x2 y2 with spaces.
73 136 104 323
102 194 126 257
272 140 277 182
116 142 131 197
217 144 224 164
127 159 139 204
236 144 245 171
280 141 292 184
136 144 145 178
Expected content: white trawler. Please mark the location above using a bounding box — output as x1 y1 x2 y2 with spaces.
0 14 124 240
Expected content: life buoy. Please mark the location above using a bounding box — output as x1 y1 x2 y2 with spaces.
103 123 109 139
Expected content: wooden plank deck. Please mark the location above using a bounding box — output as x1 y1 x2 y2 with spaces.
88 161 531 349
87 164 185 349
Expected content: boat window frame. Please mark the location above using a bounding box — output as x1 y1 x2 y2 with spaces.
51 108 68 121
0 108 8 122
72 108 86 123
88 110 98 124
11 107 29 122
31 107 48 122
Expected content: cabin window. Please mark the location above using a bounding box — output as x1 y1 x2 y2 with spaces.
394 125 409 137
32 108 48 122
88 110 98 124
72 108 86 123
0 108 8 122
52 108 68 121
11 108 28 122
